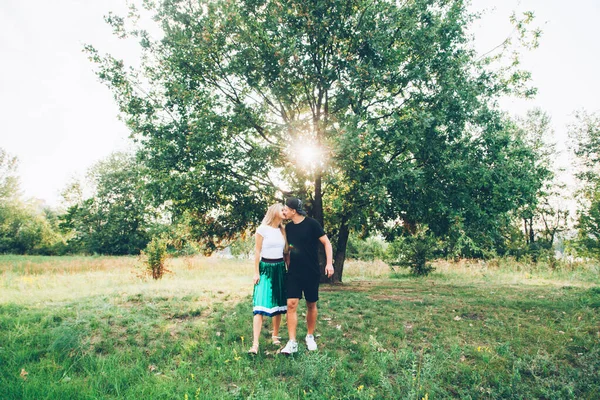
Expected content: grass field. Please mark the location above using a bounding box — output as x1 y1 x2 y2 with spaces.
1 255 599 399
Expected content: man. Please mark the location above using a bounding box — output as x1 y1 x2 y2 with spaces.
280 197 334 354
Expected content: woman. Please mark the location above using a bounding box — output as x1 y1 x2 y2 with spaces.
248 203 288 354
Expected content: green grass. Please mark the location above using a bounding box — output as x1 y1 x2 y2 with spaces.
1 255 599 399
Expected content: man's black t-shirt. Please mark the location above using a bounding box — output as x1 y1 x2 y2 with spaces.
286 217 325 278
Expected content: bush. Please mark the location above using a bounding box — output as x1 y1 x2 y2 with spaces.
143 236 169 279
386 227 437 276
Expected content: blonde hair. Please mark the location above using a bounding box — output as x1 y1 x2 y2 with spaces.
261 203 289 254
262 203 283 227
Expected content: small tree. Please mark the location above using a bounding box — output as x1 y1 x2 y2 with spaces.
569 110 600 257
143 236 169 279
0 148 20 201
512 109 567 257
387 226 437 276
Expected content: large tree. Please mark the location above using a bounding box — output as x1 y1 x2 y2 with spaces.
88 0 540 281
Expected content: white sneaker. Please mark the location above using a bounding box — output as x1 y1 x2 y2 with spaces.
280 340 298 355
305 334 318 351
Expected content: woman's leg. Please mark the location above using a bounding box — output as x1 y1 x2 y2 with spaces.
252 314 263 347
272 314 282 337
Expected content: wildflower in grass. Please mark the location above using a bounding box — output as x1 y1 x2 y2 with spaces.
195 388 201 400
190 373 195 381
357 385 364 391
184 394 188 400
477 346 491 353
241 336 244 345
422 394 429 400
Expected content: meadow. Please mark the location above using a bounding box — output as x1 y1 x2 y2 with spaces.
1 255 599 399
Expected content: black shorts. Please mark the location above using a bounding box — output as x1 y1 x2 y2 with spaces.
286 273 320 303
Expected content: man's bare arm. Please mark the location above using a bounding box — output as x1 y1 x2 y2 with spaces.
319 235 334 277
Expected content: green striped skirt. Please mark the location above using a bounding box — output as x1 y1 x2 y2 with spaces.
253 259 287 317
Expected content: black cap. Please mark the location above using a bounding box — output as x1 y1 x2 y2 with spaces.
285 198 307 216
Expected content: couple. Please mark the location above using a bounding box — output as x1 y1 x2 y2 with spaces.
248 198 334 355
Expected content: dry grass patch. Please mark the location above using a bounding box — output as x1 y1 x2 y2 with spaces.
433 258 600 287
343 259 392 278
0 255 139 275
0 255 254 306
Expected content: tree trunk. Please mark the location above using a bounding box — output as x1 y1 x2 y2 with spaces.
332 217 350 284
528 218 535 244
403 218 417 235
313 171 328 283
313 174 323 227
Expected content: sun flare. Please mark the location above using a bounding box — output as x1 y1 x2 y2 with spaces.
296 145 323 170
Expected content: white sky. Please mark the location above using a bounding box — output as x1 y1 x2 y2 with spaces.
1 0 599 206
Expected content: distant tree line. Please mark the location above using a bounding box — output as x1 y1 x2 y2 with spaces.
0 148 65 255
0 150 195 256
1 108 598 270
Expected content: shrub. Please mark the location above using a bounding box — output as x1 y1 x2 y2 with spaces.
386 226 437 276
143 236 169 279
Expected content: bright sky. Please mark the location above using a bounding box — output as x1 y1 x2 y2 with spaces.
1 0 599 206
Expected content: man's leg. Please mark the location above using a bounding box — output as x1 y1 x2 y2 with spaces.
306 301 317 335
304 278 320 351
281 298 300 354
305 277 320 336
281 274 301 354
286 298 299 341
